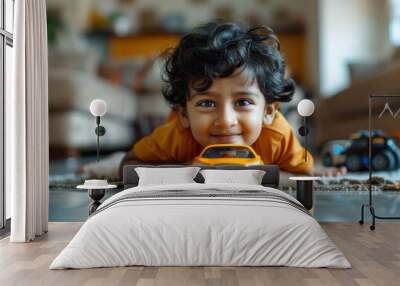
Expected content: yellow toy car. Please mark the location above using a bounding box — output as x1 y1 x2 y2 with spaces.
193 144 264 166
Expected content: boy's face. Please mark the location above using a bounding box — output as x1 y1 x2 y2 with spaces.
180 69 267 147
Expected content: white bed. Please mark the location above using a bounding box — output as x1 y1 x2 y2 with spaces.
50 182 351 269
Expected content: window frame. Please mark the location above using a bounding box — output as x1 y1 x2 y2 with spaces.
390 0 400 46
1 0 14 230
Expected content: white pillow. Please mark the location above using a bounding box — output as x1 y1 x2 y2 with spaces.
200 169 266 185
135 167 201 186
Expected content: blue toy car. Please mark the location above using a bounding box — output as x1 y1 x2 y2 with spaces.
321 140 349 167
322 130 400 172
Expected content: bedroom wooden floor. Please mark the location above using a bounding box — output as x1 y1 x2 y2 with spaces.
0 223 399 286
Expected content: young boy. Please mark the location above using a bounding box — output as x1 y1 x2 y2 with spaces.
121 21 313 175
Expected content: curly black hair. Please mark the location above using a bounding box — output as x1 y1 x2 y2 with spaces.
162 21 295 108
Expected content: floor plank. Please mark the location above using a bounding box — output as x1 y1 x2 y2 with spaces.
0 222 399 286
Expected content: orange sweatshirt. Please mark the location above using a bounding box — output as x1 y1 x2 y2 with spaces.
131 111 313 174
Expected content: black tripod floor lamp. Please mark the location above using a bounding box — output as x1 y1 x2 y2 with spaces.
359 95 400 230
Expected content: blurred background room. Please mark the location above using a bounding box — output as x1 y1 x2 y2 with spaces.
46 0 400 221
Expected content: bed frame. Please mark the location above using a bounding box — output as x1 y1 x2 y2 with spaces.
87 165 280 215
122 164 280 189
87 165 315 215
122 164 314 211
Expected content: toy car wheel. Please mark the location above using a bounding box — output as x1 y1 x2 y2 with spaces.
372 152 395 171
386 151 397 170
346 154 362 172
322 153 333 167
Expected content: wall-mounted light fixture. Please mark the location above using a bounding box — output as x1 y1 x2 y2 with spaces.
297 99 315 162
89 99 107 163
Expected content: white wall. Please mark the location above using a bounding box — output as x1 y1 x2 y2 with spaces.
319 0 392 97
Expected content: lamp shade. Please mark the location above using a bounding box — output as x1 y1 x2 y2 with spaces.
297 99 314 117
89 99 107 117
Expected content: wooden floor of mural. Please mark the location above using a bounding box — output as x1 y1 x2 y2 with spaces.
0 222 399 286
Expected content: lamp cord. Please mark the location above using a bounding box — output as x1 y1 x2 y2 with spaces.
304 116 307 162
96 116 100 163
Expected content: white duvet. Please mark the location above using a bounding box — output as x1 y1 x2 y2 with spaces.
50 183 351 269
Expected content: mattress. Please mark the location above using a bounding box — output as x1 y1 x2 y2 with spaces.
50 183 351 269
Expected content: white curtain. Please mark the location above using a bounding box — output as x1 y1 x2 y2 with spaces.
7 0 49 242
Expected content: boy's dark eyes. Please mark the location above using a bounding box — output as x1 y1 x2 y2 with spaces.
236 99 254 106
196 100 216 108
196 99 254 108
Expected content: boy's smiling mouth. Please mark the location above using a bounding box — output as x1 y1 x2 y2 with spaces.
209 133 243 144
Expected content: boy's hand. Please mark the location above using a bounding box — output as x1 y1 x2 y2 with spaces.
76 151 126 180
312 166 347 177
